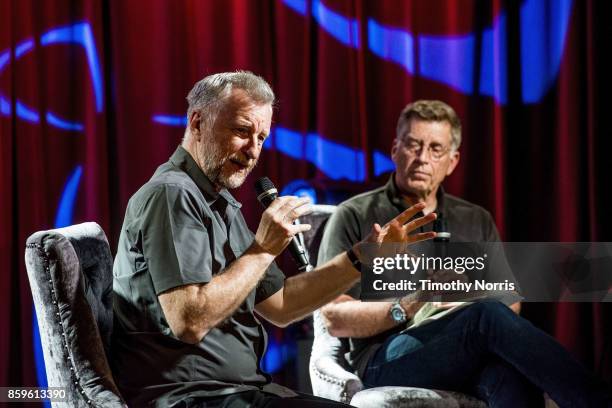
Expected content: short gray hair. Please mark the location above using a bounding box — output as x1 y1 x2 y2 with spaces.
396 100 462 151
186 71 276 121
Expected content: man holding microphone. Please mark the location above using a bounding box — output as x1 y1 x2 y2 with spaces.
111 71 435 408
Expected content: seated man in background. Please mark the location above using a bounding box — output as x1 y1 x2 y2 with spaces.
318 100 610 408
111 71 437 408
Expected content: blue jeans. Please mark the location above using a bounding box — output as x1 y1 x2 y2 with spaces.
362 301 611 408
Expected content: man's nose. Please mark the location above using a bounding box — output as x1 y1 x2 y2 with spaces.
416 145 430 163
243 136 260 160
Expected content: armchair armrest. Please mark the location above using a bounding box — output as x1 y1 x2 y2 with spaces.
309 355 364 403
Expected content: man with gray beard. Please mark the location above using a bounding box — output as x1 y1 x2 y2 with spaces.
111 71 436 407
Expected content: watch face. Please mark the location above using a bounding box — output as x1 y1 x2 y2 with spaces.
391 305 406 322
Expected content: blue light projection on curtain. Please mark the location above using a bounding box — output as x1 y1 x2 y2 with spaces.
46 112 84 131
520 0 573 103
479 13 508 103
419 34 475 94
368 19 414 74
154 0 574 187
284 0 360 48
311 0 360 48
4 21 103 401
281 0 573 105
276 127 367 181
152 115 393 181
0 22 103 129
151 114 187 127
33 165 84 408
54 166 84 228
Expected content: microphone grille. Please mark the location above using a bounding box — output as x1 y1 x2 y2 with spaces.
254 177 276 196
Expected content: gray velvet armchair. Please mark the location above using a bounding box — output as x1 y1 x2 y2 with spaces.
302 205 486 408
25 222 126 407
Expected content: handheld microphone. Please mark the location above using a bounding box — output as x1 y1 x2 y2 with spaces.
433 213 450 259
433 213 451 243
254 177 312 271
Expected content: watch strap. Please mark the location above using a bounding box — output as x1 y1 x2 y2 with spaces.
346 247 362 270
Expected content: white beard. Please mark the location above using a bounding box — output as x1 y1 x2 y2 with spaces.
200 141 255 189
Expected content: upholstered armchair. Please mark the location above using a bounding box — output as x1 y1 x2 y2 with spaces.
302 205 486 408
25 223 126 407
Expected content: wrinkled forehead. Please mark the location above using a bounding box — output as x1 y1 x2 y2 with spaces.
217 89 273 126
399 118 452 144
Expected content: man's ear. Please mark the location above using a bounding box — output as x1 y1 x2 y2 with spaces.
188 111 202 141
446 151 460 176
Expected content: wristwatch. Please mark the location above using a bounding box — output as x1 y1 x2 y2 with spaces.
390 299 407 323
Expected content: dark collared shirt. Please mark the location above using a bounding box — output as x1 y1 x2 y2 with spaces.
317 174 503 377
112 147 285 407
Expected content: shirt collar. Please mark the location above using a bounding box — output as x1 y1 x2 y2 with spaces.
385 172 447 216
169 146 242 209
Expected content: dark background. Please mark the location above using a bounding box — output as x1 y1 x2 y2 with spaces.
1 0 611 397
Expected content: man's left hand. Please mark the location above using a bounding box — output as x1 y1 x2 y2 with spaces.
366 202 437 244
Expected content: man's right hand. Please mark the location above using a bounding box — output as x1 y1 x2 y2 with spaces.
254 196 312 257
160 197 313 343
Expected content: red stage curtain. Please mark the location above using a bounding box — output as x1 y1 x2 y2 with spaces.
1 0 610 390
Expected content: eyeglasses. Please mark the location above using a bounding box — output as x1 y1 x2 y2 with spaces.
401 137 451 161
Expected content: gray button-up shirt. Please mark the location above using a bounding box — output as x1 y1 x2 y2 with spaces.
112 147 285 407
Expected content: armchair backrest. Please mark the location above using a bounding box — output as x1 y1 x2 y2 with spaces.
299 204 337 268
299 205 345 359
25 222 125 407
300 205 364 402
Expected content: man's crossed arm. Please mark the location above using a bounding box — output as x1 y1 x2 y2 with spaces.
320 292 521 340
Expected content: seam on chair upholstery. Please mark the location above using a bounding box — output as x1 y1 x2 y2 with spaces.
313 367 346 386
26 242 96 407
313 366 353 403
